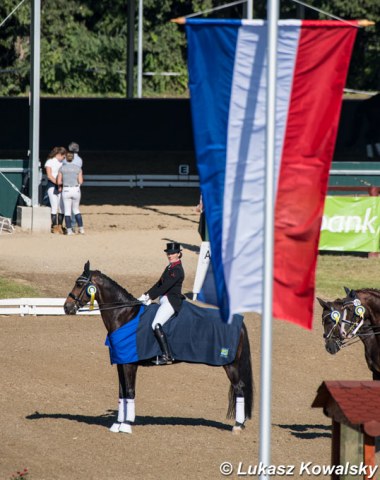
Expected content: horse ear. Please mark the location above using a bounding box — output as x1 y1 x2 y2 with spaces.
344 286 351 296
84 260 90 277
345 287 358 299
317 297 331 310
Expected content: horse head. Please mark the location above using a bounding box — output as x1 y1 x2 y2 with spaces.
64 262 141 337
64 260 98 315
317 297 345 354
319 287 369 352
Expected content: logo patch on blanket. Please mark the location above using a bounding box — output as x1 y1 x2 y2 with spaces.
105 301 244 366
220 348 229 358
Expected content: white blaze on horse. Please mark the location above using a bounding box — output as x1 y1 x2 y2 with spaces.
63 261 254 434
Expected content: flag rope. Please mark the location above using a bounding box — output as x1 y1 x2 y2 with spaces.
291 0 366 28
0 0 27 29
0 170 31 207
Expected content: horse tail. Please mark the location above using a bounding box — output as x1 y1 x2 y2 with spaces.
227 322 254 420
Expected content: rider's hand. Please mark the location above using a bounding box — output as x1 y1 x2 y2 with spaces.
138 294 151 306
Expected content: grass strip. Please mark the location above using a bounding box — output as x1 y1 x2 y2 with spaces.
0 277 39 299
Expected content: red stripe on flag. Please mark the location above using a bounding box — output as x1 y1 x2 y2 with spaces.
273 25 357 329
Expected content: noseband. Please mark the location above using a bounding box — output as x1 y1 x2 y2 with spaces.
341 299 366 339
323 299 366 351
68 274 97 310
322 309 341 341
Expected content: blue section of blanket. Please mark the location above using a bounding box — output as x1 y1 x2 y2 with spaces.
105 301 244 366
104 306 143 365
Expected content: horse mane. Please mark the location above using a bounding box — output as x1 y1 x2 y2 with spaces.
358 288 380 298
93 270 137 303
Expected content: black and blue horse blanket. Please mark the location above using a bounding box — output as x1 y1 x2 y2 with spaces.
105 301 244 366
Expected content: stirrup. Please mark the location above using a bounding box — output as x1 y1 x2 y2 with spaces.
152 355 173 366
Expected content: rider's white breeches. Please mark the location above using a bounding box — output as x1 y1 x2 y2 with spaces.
62 186 81 215
47 187 64 215
151 295 175 329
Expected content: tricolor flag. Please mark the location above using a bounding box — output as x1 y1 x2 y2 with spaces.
186 19 357 329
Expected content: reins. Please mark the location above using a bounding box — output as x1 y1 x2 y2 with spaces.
339 328 380 349
69 272 143 312
78 300 143 313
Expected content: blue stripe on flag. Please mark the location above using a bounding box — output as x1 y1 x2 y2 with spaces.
186 22 239 321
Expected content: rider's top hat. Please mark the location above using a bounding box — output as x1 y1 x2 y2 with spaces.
164 242 182 254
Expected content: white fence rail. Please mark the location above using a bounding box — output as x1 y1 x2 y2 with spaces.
0 298 100 316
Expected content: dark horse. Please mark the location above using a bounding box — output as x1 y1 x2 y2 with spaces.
63 261 253 434
318 287 380 380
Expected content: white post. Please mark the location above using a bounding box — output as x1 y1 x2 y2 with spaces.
29 0 41 212
137 0 143 98
259 0 279 478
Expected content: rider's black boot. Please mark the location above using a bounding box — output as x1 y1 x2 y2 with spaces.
153 324 174 365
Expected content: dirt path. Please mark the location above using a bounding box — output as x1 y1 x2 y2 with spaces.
0 201 371 480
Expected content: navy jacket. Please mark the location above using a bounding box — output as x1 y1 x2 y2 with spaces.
146 260 185 312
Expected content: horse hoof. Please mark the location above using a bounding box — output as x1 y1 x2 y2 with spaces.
119 422 132 434
110 422 121 433
232 425 244 435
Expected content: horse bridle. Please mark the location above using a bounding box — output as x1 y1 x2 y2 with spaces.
68 273 143 312
341 299 366 339
322 309 341 340
68 274 96 309
323 299 366 347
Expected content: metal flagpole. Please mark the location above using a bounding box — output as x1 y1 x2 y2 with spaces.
247 0 253 19
137 0 143 98
259 0 279 477
29 0 41 214
126 0 135 98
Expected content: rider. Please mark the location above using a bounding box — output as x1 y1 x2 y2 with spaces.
138 242 185 365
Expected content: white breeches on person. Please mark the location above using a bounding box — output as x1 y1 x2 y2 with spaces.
151 295 175 330
62 186 81 216
47 187 64 215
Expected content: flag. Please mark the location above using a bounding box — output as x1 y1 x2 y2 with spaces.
186 19 357 328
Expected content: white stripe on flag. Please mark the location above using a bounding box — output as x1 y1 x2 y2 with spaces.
223 24 300 316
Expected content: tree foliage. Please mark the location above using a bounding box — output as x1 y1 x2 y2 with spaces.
0 0 378 97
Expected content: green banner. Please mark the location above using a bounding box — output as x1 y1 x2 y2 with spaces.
319 196 380 252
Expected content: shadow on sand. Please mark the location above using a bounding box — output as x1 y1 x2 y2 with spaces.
26 410 232 431
275 423 331 440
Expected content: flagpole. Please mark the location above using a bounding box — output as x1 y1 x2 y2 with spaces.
259 0 279 478
30 0 41 213
137 0 143 98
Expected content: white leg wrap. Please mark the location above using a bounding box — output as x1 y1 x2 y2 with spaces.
119 422 132 434
236 397 245 425
126 399 135 422
110 423 121 433
117 398 126 423
367 144 374 158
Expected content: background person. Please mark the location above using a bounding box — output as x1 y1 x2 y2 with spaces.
138 242 185 365
45 146 66 234
57 152 84 235
67 141 83 168
66 142 83 229
196 194 208 241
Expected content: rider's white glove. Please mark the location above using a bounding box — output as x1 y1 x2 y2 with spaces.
138 294 151 306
